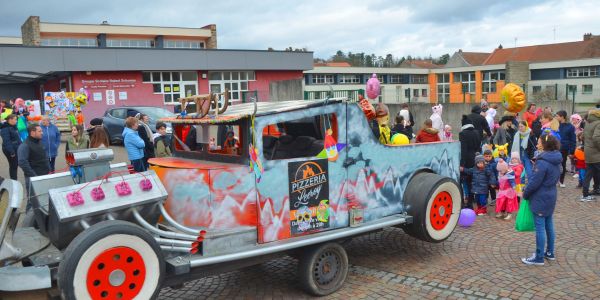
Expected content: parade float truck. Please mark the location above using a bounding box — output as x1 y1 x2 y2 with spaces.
0 98 461 299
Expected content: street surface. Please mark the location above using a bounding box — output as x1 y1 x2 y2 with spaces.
0 140 597 299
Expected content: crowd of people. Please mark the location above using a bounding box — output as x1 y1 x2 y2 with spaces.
0 99 173 183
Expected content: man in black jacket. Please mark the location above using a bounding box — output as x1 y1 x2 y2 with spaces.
468 105 492 142
18 124 50 208
459 115 481 208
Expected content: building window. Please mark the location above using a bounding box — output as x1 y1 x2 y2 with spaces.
532 86 542 94
567 85 577 94
404 89 410 98
142 71 198 104
421 89 428 97
40 38 97 47
583 84 593 94
437 73 450 103
566 67 598 78
312 74 334 85
208 71 256 105
410 74 428 84
412 89 419 98
482 70 505 93
389 74 407 84
454 72 475 93
165 40 205 49
338 74 361 84
107 39 154 48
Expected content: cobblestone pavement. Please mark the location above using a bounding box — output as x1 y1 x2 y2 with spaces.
159 173 600 300
1 144 598 299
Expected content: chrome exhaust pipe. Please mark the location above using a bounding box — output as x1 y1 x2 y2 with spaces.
160 245 192 253
159 204 206 236
155 237 194 248
132 208 199 241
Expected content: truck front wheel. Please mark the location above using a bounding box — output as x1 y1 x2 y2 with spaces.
58 220 164 300
402 173 461 243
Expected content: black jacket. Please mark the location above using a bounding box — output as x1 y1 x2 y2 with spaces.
1 123 21 156
459 124 481 168
467 106 492 139
17 136 50 177
391 124 412 138
137 124 155 159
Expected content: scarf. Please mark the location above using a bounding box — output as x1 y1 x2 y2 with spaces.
512 127 531 154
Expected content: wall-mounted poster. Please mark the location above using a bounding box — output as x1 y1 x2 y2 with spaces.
288 159 330 235
119 91 127 100
93 92 102 101
44 91 75 119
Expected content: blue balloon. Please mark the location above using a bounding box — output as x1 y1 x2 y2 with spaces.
458 208 476 227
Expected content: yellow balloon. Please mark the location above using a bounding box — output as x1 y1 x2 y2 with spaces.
501 83 526 113
391 133 410 145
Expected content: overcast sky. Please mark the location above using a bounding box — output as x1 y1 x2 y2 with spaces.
1 0 598 59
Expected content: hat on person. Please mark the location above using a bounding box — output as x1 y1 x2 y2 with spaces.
510 152 521 164
475 154 485 165
461 115 473 126
499 115 515 125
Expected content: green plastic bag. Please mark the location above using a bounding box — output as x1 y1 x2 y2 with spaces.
515 199 535 232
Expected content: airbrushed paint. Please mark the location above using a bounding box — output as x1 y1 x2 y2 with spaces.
155 102 460 244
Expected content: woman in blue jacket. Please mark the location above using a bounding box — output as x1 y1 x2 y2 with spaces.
122 117 147 172
1 114 22 180
40 116 61 173
521 133 562 265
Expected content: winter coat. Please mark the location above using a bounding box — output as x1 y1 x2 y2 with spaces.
123 127 145 161
558 122 576 154
154 135 172 158
523 150 562 216
531 118 542 140
41 123 61 158
511 129 537 161
17 136 50 177
66 134 89 155
464 166 497 195
583 110 600 164
493 126 516 152
467 106 492 139
459 124 481 168
137 122 155 159
416 128 440 143
523 111 537 128
1 123 21 156
391 124 412 138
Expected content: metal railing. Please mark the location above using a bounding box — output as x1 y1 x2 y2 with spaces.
304 89 365 101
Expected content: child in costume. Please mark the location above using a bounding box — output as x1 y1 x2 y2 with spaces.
574 144 586 188
444 125 453 142
509 152 525 197
430 104 444 141
493 143 509 161
463 154 497 215
495 159 519 219
483 149 498 205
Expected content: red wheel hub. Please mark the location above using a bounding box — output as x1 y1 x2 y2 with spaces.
430 191 453 230
86 246 146 300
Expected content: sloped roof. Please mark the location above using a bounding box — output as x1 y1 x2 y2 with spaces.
483 38 600 65
460 52 491 66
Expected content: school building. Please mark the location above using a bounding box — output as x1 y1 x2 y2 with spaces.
0 16 312 118
304 33 600 106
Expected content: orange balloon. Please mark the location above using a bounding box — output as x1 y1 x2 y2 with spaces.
501 83 526 113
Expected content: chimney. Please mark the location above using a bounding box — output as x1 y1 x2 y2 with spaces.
458 49 462 53
583 33 592 41
498 44 503 49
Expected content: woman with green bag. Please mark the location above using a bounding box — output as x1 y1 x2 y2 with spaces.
515 198 534 232
521 133 562 266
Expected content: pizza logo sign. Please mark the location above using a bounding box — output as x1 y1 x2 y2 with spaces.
289 159 330 235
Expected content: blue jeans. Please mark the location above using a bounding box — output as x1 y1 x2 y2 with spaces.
131 159 147 172
534 214 555 260
522 154 533 182
578 168 586 186
475 194 487 207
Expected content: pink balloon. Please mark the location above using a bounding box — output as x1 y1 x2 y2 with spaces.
366 74 380 99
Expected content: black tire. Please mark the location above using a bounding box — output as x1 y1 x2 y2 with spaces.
58 220 165 300
402 172 462 243
298 242 348 296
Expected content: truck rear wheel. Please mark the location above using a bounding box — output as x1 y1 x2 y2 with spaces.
403 173 461 243
58 220 164 300
298 242 348 296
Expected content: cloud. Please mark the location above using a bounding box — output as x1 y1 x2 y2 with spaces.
0 0 598 59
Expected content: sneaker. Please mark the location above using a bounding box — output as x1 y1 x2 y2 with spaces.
573 173 579 178
503 213 512 220
495 213 503 218
544 252 556 261
580 195 595 202
559 183 566 188
592 190 600 195
521 254 544 266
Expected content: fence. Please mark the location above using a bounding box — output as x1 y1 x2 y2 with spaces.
304 89 365 101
